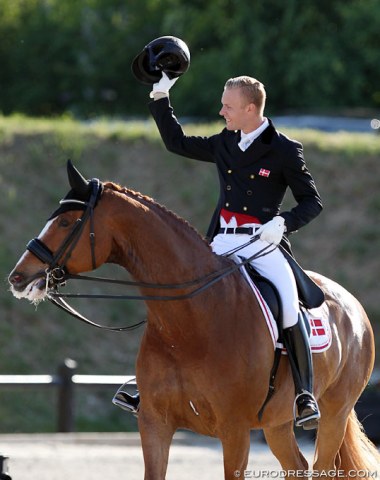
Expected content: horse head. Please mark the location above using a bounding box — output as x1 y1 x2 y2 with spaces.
8 160 108 303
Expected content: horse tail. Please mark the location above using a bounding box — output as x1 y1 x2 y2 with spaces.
339 409 380 475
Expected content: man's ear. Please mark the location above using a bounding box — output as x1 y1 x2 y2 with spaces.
246 102 257 113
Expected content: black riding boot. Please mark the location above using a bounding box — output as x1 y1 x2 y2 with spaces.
282 316 320 430
112 383 140 415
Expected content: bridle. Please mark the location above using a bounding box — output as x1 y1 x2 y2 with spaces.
25 178 129 329
26 179 276 332
27 178 101 286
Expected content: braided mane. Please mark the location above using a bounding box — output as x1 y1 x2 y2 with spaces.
103 181 211 248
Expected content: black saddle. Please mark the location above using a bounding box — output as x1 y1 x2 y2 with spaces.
245 264 282 323
243 251 325 333
279 246 325 310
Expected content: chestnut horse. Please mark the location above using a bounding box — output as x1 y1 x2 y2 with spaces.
8 162 379 479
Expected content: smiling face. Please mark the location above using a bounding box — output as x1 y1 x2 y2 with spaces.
219 87 261 133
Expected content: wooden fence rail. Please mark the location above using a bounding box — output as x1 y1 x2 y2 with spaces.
0 360 379 436
0 358 136 433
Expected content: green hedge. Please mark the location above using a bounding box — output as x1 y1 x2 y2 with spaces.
0 0 379 117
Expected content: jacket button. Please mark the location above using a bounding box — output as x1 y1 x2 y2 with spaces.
226 185 232 191
227 169 232 174
247 190 252 196
250 174 255 179
225 202 230 207
243 206 248 211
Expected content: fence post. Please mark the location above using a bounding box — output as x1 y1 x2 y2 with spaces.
0 455 11 480
57 358 77 433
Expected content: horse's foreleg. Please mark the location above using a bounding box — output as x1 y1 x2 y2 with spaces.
263 422 309 471
138 412 175 480
220 426 251 480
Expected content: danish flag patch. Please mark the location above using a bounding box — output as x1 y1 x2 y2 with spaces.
259 168 270 177
310 318 327 337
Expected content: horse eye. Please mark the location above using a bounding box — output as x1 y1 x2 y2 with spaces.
58 217 71 228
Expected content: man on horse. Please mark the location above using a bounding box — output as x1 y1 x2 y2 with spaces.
114 65 323 430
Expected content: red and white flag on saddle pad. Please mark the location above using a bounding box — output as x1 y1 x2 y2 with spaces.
310 318 327 337
259 168 270 177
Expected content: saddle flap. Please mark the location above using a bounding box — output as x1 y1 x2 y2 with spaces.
245 264 281 323
280 247 325 309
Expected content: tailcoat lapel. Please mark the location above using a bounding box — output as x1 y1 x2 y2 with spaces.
234 120 277 168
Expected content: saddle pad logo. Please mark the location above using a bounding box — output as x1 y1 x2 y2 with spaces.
259 168 270 177
306 306 332 352
310 318 326 337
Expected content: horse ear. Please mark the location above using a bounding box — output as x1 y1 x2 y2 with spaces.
67 160 91 196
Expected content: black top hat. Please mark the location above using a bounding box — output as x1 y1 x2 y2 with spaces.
132 36 190 85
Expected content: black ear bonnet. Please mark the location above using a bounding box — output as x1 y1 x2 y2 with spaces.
48 160 103 220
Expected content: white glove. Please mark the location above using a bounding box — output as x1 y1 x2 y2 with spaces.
257 216 286 245
149 72 179 99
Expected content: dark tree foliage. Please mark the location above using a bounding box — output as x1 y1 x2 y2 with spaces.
0 0 379 118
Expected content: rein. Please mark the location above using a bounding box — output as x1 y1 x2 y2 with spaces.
47 240 274 331
27 179 276 332
50 240 273 301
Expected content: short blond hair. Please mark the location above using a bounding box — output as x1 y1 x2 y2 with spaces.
224 76 266 114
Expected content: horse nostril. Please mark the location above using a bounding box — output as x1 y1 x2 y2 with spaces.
9 272 24 286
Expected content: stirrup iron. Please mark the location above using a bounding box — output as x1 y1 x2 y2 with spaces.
112 383 140 416
293 392 320 430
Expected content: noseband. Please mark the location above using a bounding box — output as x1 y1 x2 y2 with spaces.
26 178 101 288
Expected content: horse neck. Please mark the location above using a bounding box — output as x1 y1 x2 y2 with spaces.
101 187 272 362
103 186 218 286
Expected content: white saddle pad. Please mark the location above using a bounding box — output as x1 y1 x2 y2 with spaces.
241 267 332 354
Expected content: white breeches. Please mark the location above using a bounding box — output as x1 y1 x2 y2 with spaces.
211 220 299 329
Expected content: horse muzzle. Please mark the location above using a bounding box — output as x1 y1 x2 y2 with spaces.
8 269 48 303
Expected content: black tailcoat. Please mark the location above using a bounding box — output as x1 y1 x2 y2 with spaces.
149 97 323 243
